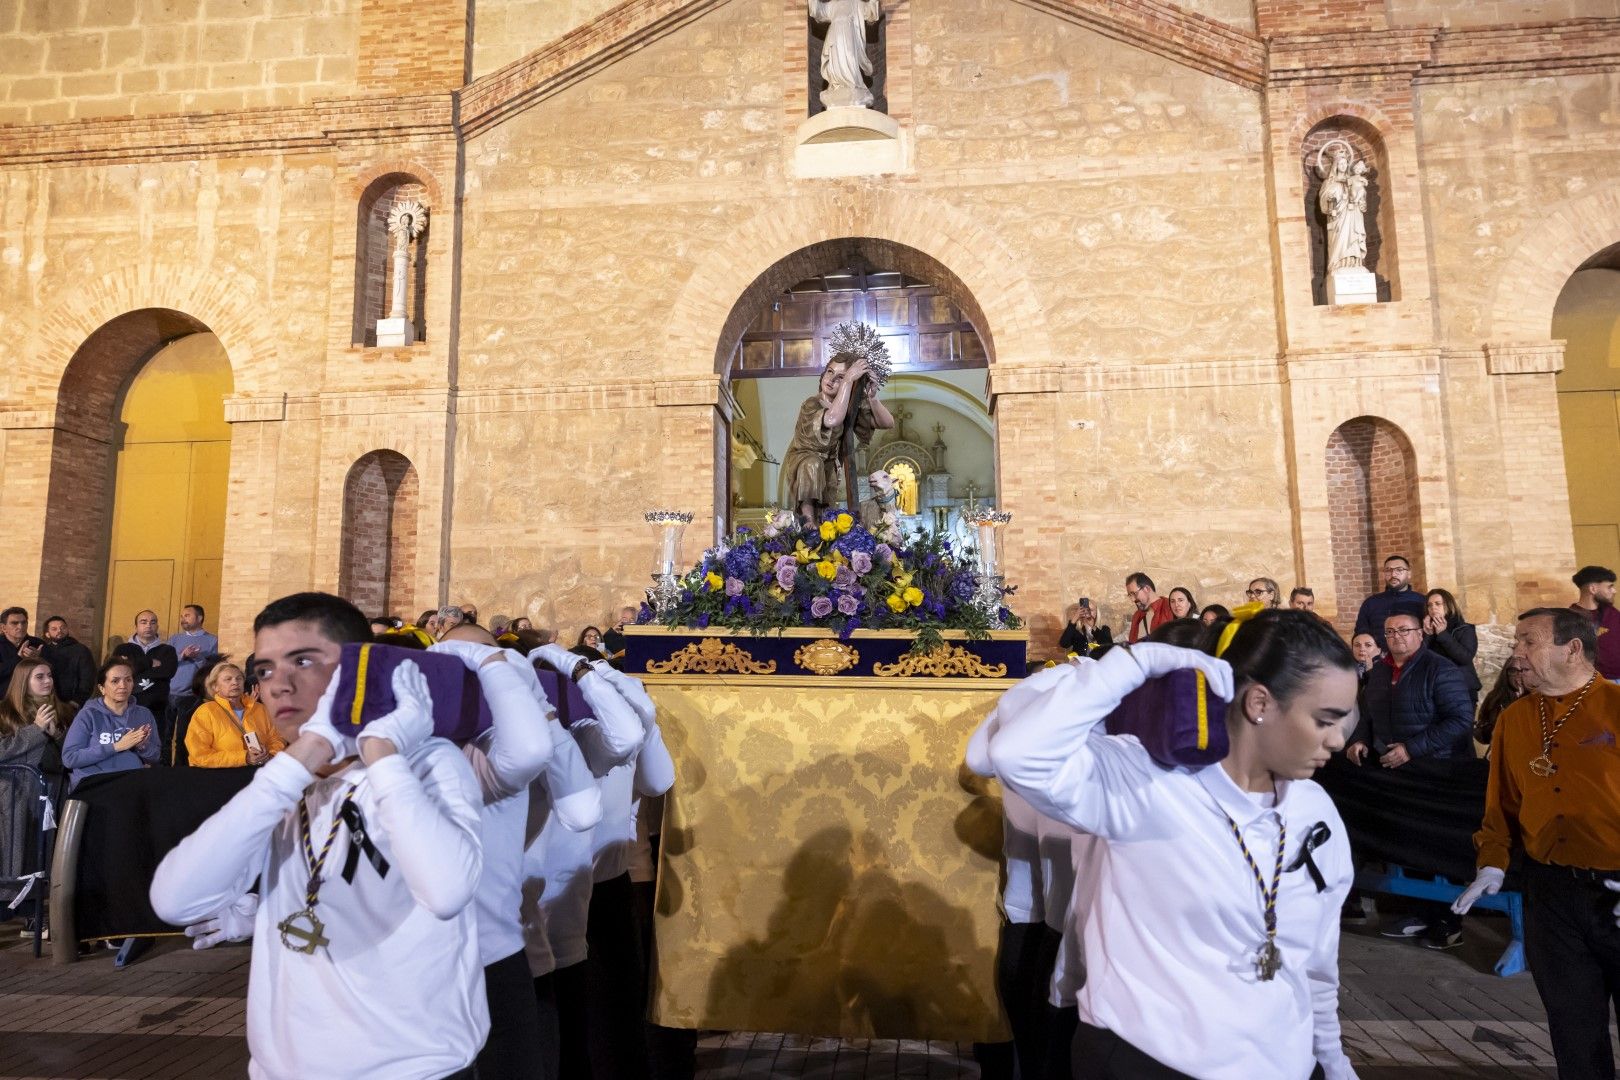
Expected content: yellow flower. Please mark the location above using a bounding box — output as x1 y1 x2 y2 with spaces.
769 585 789 601
794 540 816 564
819 521 838 541
835 512 854 534
886 593 908 613
758 552 775 573
903 586 924 607
893 568 914 590
704 571 724 591
816 560 838 580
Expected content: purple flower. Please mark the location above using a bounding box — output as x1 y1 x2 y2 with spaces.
834 564 856 588
837 593 860 616
850 551 872 575
775 555 797 574
725 576 744 597
875 543 894 563
775 563 797 590
810 596 834 618
695 613 710 629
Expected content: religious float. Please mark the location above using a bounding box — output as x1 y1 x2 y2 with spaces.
626 323 1027 1044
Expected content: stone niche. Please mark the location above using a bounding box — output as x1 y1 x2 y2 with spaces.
1302 116 1398 307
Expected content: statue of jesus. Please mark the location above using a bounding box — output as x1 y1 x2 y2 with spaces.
780 351 895 525
808 0 881 110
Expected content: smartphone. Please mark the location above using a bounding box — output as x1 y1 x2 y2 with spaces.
1078 597 1090 609
243 731 263 753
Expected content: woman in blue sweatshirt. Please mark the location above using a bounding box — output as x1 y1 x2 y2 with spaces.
61 658 158 790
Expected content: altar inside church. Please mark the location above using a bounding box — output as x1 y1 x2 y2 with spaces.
628 627 1021 1042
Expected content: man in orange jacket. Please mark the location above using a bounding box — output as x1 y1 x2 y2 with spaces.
1124 572 1174 643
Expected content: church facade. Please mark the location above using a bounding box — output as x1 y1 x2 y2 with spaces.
0 0 1614 655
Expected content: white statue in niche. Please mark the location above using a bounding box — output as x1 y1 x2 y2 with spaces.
376 198 428 347
808 0 881 110
1314 139 1377 304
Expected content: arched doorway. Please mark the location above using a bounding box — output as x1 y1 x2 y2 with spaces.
1325 416 1423 634
41 309 233 651
339 450 420 618
718 242 994 537
1553 244 1620 570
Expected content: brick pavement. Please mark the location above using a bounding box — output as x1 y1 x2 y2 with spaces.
1 909 1615 1078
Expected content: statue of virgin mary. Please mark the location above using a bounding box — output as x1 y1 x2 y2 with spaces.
808 0 881 110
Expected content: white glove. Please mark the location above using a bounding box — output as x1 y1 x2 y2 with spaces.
185 893 259 950
1127 642 1234 702
533 643 590 680
299 669 355 765
1603 880 1620 929
357 660 435 754
429 639 506 672
594 665 657 728
1451 866 1505 914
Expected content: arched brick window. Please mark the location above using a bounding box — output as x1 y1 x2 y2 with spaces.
339 450 418 617
1326 417 1424 631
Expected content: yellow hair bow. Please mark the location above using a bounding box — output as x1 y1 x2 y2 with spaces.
1215 601 1267 658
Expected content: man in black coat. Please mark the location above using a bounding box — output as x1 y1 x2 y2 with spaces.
1347 609 1475 948
112 610 179 756
41 616 97 706
1353 554 1428 640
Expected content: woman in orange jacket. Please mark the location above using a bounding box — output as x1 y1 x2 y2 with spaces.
184 662 284 768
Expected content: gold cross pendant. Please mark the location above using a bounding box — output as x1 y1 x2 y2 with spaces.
277 909 329 955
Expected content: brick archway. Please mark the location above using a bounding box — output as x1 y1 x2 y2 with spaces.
1486 184 1620 342
338 450 420 618
38 309 227 645
664 188 1054 380
1325 415 1423 634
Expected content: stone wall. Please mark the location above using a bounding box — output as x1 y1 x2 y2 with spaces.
0 0 1615 656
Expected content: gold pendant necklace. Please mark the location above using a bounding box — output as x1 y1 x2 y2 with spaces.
277 784 355 956
1530 676 1599 778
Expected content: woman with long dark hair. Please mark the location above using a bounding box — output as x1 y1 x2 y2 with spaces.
1474 656 1535 750
1423 588 1481 706
978 610 1359 1079
60 658 158 790
1167 587 1199 621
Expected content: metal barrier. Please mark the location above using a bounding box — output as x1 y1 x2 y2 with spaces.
1356 864 1526 977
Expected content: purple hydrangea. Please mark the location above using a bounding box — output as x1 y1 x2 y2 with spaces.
837 593 860 616
725 576 745 597
810 596 834 619
775 562 797 590
850 551 872 575
724 541 760 581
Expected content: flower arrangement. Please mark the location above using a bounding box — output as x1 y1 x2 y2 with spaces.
637 508 1021 653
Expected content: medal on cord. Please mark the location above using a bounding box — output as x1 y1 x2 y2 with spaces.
278 784 357 955
1529 675 1599 778
1225 812 1286 981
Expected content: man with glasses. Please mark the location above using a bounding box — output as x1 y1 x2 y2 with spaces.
1346 610 1475 947
1354 554 1425 640
1123 572 1173 643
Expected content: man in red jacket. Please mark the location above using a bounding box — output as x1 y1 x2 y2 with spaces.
1123 572 1174 643
1571 565 1620 681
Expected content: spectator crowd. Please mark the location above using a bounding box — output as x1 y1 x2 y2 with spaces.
0 554 1618 1080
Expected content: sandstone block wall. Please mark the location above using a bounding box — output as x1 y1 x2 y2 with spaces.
0 0 1614 656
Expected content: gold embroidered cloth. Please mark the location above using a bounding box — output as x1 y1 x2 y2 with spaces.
647 677 1011 1042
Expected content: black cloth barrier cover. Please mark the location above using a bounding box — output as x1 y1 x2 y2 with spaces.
1315 753 1493 885
70 766 255 940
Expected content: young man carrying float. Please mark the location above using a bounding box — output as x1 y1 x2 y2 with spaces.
151 593 488 1080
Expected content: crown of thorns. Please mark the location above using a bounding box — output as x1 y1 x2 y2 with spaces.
827 322 893 389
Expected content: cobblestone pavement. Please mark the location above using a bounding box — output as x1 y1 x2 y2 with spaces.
0 909 1614 1078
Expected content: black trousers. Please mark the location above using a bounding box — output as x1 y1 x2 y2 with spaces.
995 919 1064 1079
557 873 650 1079
530 970 562 1080
631 875 697 1080
477 949 550 1080
1072 1022 1326 1080
1524 859 1620 1080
